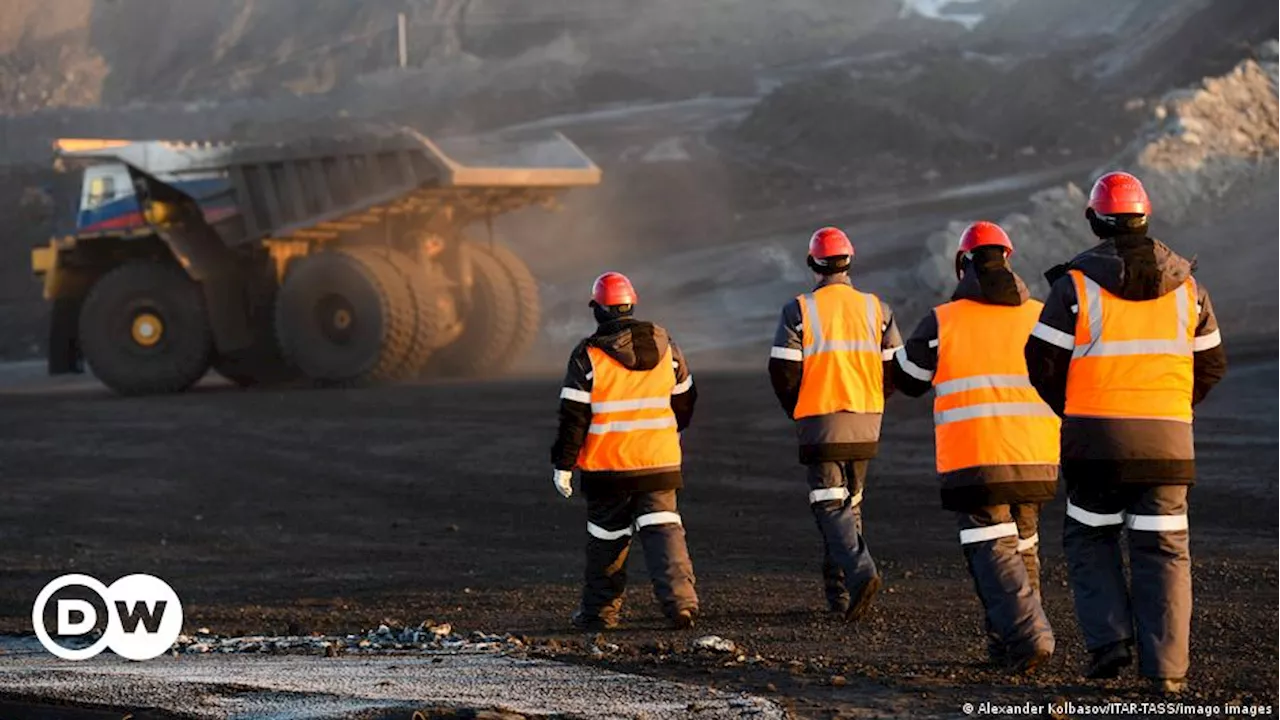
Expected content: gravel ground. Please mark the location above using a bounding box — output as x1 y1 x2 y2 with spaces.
0 340 1273 718
0 637 783 719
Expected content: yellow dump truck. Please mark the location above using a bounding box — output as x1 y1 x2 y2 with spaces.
31 130 601 395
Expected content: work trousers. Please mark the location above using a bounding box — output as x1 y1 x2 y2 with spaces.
579 489 698 621
807 460 878 607
957 503 1054 659
1064 480 1191 679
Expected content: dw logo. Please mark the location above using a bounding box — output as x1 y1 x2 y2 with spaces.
32 574 183 660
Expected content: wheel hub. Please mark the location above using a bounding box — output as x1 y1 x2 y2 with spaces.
130 312 164 348
316 294 357 344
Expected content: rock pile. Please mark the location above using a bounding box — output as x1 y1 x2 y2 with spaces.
915 44 1279 305
1106 45 1279 223
915 183 1094 303
173 621 525 656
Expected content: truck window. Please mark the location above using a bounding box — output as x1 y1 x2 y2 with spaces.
86 176 116 209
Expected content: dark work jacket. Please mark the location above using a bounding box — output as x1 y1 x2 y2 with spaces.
893 269 1059 511
767 273 903 464
1024 235 1227 487
550 318 697 498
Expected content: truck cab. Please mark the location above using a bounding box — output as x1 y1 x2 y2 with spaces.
77 163 142 233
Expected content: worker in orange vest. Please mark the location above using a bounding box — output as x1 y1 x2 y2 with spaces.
768 227 903 621
550 272 699 632
1024 172 1227 693
892 221 1059 674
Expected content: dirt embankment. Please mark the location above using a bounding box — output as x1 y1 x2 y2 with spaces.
727 0 1277 203
733 49 1123 190
0 0 104 114
912 42 1279 318
0 0 920 116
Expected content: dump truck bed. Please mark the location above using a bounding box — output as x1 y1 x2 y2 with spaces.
54 129 601 245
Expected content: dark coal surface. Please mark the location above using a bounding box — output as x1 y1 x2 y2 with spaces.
0 352 1273 717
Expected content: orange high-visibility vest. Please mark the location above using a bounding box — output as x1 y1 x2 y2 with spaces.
1065 270 1196 423
577 345 682 472
933 300 1060 474
793 284 885 419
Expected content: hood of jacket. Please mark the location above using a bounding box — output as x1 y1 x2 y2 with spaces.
951 266 1031 306
588 318 669 371
1057 235 1193 301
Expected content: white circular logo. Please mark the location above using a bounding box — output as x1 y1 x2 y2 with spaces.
32 573 183 661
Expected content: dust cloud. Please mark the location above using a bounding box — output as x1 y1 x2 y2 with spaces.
0 0 1274 373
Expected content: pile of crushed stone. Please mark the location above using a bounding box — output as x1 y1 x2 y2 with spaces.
914 183 1094 303
730 44 1148 191
914 43 1279 306
172 621 525 656
1109 42 1279 223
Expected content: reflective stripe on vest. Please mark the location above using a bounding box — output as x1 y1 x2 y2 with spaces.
793 284 885 419
577 345 682 473
1065 270 1195 423
932 299 1060 475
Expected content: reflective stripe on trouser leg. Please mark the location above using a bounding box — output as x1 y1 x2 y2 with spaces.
1127 485 1191 680
958 508 1054 656
1063 488 1133 652
633 489 698 617
587 523 632 540
808 486 864 507
581 494 635 621
807 461 876 594
634 511 681 530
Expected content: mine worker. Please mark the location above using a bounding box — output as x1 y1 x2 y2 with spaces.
768 227 902 621
891 221 1058 674
1024 171 1227 693
549 271 699 631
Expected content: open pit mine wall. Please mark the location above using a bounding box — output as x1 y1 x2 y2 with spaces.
914 42 1279 309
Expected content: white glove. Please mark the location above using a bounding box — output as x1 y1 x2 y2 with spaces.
553 469 574 498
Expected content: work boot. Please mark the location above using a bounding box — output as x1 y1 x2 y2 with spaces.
571 609 619 632
1151 677 1188 694
670 607 697 631
1008 645 1053 676
986 641 1008 667
1085 640 1133 679
843 575 882 623
823 552 848 614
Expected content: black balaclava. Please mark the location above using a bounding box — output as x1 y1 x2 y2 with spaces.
807 255 851 276
1116 236 1162 299
1087 208 1161 298
959 246 1021 305
592 302 634 326
1087 208 1149 238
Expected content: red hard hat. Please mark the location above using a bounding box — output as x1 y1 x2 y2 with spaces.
1088 171 1151 216
957 221 1014 257
808 226 854 260
591 271 637 307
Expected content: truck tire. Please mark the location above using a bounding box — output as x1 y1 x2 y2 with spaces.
78 261 213 396
484 242 542 365
382 250 458 378
425 241 519 377
274 247 414 385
